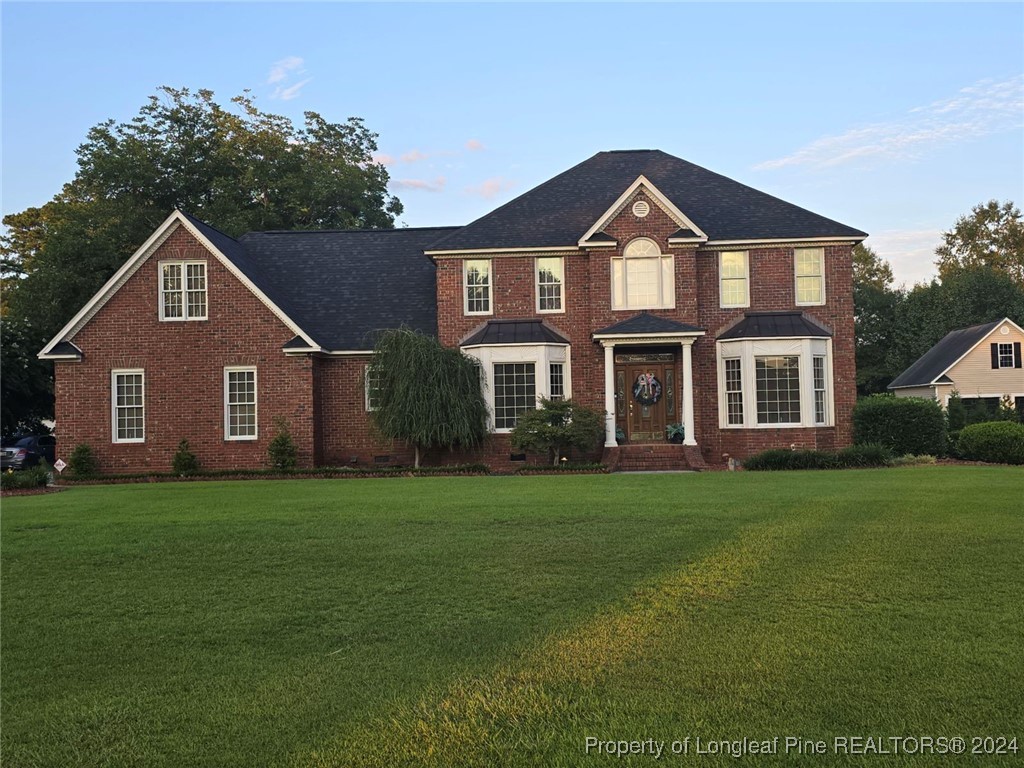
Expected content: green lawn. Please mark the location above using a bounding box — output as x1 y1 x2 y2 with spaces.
2 468 1022 767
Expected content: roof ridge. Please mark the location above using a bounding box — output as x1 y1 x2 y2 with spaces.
245 225 463 236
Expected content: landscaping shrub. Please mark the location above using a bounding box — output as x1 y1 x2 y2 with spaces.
957 421 1024 465
68 443 98 478
744 449 837 471
171 439 201 475
853 395 947 456
1 464 50 491
890 454 937 467
835 443 892 468
510 398 605 465
268 419 298 470
946 391 967 433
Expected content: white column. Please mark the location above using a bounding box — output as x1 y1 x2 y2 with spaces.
682 340 696 446
603 343 617 447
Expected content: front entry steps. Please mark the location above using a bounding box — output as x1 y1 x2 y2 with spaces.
603 443 707 472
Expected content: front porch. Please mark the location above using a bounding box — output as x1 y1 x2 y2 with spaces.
602 442 708 472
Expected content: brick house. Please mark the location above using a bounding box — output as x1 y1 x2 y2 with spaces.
40 150 866 472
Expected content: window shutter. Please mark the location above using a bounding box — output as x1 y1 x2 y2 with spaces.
991 343 999 369
1015 342 1022 369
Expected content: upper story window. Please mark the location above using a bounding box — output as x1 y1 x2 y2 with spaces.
794 248 825 305
720 251 749 308
160 261 207 320
536 257 564 313
464 259 492 315
611 238 674 310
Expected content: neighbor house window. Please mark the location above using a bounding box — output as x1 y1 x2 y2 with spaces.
813 356 828 425
549 363 565 400
724 358 744 425
755 356 801 425
111 370 145 443
611 238 674 310
464 260 492 315
720 251 749 308
365 365 381 411
536 257 564 312
160 261 207 320
224 367 257 440
493 363 535 430
997 342 1014 368
794 248 825 305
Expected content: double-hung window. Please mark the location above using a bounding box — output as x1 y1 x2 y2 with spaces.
549 363 565 400
365 365 382 411
996 343 1015 368
536 257 564 312
813 356 828 425
720 251 749 308
111 370 145 443
724 358 744 425
611 238 674 310
493 363 535 430
160 261 207 320
795 248 825 305
464 260 492 315
225 367 257 440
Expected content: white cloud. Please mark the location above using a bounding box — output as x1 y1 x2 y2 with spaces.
275 78 312 101
465 139 485 151
392 176 446 193
267 56 311 100
756 75 1024 171
465 177 515 200
401 149 430 163
267 56 304 85
865 228 943 287
372 153 396 166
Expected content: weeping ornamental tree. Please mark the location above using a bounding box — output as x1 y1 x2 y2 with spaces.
367 329 488 468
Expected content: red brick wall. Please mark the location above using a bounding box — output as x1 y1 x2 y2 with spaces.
53 224 316 473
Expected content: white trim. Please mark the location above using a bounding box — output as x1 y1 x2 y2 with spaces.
463 258 493 316
39 210 319 359
462 341 570 350
577 175 709 247
38 342 83 361
282 346 325 355
111 369 145 444
364 364 379 412
719 250 750 309
945 392 1024 405
535 256 566 314
426 245 578 256
927 318 1024 384
224 366 258 441
592 331 705 341
157 259 208 321
794 247 826 306
579 240 618 248
704 236 865 247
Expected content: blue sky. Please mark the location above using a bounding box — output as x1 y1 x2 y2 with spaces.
3 2 1022 285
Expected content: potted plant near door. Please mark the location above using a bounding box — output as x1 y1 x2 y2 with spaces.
666 423 685 444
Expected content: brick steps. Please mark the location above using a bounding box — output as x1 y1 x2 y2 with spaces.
602 443 707 472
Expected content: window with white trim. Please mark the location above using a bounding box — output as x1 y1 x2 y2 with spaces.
720 251 749 308
160 261 207 320
997 343 1014 368
536 257 564 312
794 248 825 305
549 363 565 400
493 363 535 430
611 238 674 310
224 367 257 440
813 356 828 425
112 370 145 443
365 365 381 411
464 260 492 315
724 358 744 425
756 356 802 425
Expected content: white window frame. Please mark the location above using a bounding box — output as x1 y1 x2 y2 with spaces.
724 357 744 426
755 355 803 426
719 251 750 309
111 369 145 444
549 362 566 400
159 260 208 321
224 366 258 441
611 237 675 311
535 256 565 314
997 342 1014 368
463 259 493 316
813 355 828 425
365 364 381 411
794 247 826 306
716 338 834 429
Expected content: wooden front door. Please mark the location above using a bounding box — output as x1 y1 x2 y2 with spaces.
614 353 678 443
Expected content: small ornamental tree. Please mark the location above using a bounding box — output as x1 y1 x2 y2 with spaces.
171 439 201 475
268 418 298 470
367 328 488 468
510 397 605 466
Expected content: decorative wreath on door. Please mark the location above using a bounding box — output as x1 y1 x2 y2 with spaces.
632 372 663 405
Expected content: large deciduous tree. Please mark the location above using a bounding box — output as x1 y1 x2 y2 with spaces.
367 329 489 468
852 243 901 395
935 200 1024 285
1 86 402 435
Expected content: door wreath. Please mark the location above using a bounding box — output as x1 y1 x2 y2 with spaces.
632 372 663 405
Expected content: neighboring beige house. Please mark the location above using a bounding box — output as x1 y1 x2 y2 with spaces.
889 318 1024 415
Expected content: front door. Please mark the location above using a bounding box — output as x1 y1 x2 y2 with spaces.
614 353 677 443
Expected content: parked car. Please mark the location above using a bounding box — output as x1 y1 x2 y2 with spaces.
1 435 56 470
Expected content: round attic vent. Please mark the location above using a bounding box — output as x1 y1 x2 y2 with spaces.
632 200 650 218
1000 325 1010 335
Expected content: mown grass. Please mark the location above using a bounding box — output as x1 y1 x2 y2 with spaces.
2 467 1022 766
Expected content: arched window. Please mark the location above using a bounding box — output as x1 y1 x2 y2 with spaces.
611 237 675 310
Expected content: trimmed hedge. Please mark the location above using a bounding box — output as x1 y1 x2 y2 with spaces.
853 395 947 456
957 422 1024 465
744 444 892 472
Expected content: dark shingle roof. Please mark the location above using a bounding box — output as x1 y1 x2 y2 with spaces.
718 312 832 340
888 320 1003 389
237 227 459 350
594 313 704 336
461 319 569 346
49 341 82 358
428 150 866 251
